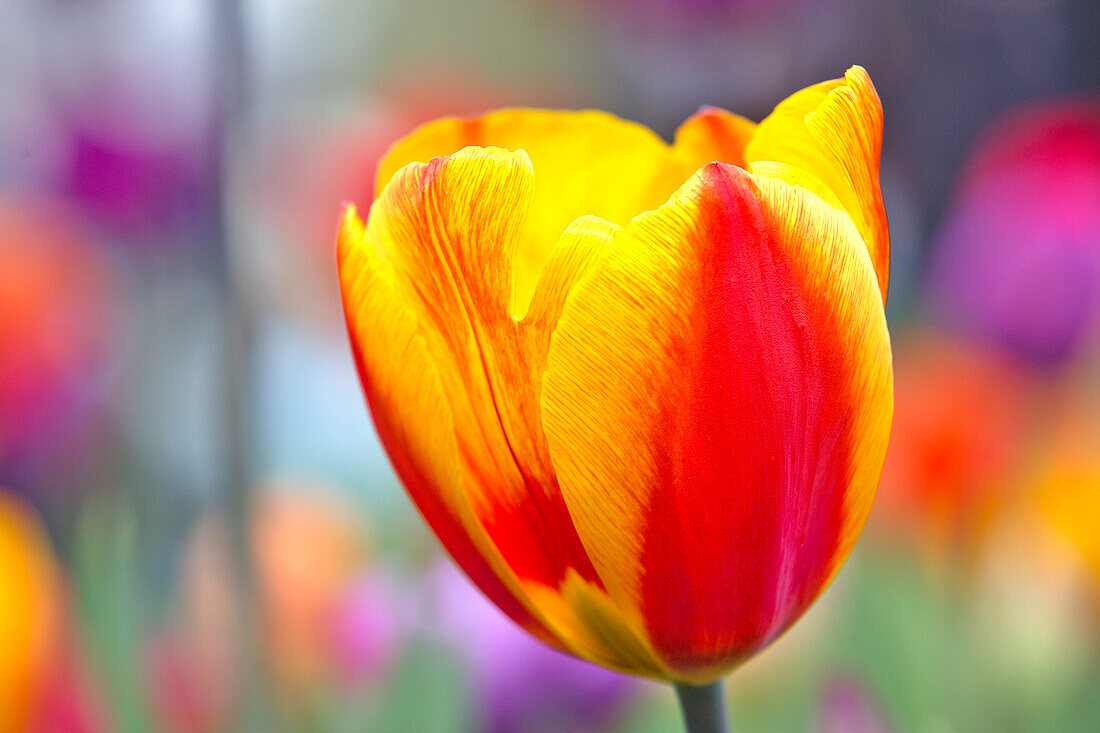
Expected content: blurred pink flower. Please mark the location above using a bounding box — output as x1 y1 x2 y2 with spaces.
928 102 1100 367
143 633 231 733
328 570 402 688
28 598 111 733
816 676 893 733
428 561 641 733
250 489 371 693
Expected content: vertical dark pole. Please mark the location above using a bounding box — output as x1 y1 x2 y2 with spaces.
208 0 269 729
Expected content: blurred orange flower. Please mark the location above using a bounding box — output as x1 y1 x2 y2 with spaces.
1034 402 1100 582
252 490 368 690
159 487 373 730
338 68 892 682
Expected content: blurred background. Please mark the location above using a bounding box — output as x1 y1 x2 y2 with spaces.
2 0 1100 730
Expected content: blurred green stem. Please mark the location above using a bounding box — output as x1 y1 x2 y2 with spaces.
675 681 730 733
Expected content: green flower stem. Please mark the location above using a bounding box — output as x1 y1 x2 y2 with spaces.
674 681 731 733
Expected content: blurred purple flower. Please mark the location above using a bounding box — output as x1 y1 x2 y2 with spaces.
928 102 1100 367
428 561 640 733
328 569 402 688
817 676 893 733
62 126 207 243
43 0 215 246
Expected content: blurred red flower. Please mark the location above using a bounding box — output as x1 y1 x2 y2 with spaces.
875 333 1032 558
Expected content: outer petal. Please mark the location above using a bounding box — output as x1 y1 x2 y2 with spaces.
375 110 697 316
745 66 889 299
337 199 557 645
542 163 892 682
673 106 757 170
339 147 666 671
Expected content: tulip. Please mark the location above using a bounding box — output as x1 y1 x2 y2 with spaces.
0 492 60 733
232 76 519 332
28 635 110 733
338 67 892 726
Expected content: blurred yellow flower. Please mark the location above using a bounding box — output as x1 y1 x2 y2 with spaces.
0 492 60 733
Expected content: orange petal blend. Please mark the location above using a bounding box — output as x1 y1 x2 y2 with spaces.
337 67 892 688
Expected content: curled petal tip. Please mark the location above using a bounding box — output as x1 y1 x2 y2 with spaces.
336 202 368 265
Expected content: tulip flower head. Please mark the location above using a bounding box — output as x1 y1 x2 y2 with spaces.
338 67 892 684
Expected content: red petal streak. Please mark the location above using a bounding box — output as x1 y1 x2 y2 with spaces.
639 165 855 669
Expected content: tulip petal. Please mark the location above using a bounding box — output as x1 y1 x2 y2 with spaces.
542 163 892 681
746 66 889 298
342 146 663 664
673 106 757 170
338 201 558 644
376 110 697 317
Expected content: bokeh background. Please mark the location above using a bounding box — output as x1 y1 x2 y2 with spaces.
3 0 1100 731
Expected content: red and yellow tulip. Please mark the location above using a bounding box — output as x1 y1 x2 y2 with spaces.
338 67 892 683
